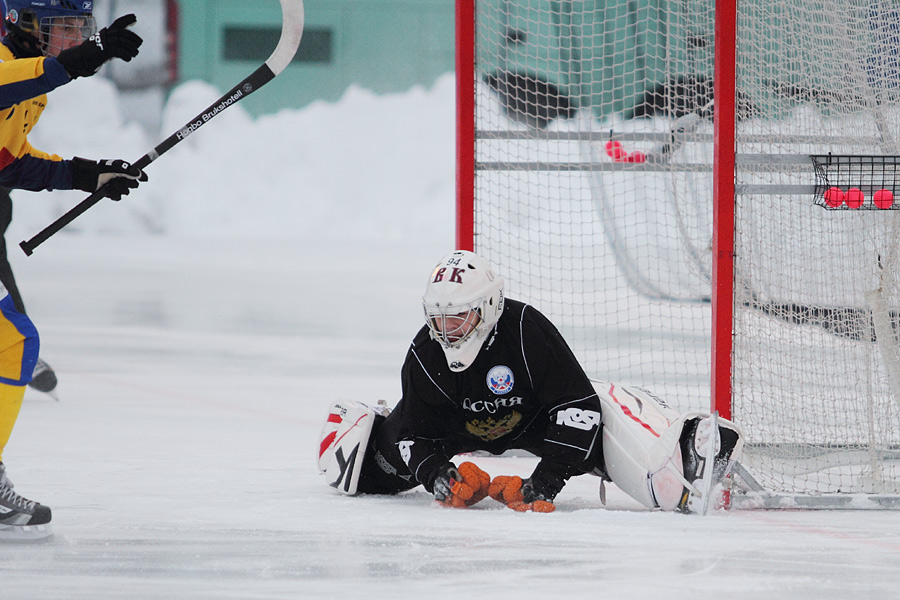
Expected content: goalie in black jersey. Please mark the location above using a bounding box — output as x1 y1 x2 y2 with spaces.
318 250 744 514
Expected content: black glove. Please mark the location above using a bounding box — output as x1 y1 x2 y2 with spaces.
523 464 568 502
72 157 148 201
520 478 553 503
56 14 143 79
431 463 461 503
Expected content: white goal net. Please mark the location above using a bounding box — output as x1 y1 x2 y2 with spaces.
460 0 900 500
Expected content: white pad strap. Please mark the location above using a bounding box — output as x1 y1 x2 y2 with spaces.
695 412 720 515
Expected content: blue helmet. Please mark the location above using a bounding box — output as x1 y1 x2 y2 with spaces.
4 0 95 56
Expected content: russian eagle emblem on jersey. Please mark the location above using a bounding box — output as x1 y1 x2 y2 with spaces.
486 365 514 395
465 412 523 441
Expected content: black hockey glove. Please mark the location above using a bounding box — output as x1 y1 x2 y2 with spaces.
432 463 460 502
524 466 567 502
56 14 143 79
72 157 148 201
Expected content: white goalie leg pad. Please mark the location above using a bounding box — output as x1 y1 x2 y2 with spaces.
595 381 688 511
317 400 382 495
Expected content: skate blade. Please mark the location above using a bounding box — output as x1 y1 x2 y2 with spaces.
26 387 60 402
0 522 54 542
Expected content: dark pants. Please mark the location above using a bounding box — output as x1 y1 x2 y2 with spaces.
356 412 422 495
0 187 25 314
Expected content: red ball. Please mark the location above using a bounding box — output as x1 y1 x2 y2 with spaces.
845 188 864 209
874 189 894 209
823 187 845 208
605 140 626 161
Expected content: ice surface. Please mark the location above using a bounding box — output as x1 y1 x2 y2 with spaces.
0 76 898 599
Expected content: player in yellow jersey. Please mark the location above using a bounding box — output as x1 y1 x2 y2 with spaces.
0 0 147 538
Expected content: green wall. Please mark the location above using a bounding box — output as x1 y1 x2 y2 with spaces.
177 0 456 116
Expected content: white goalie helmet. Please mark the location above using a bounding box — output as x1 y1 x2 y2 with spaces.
423 250 505 372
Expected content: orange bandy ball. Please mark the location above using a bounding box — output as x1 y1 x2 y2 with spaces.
823 187 845 208
845 188 865 209
874 189 894 209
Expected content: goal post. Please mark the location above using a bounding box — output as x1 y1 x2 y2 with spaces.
712 0 737 423
456 0 900 506
456 0 476 252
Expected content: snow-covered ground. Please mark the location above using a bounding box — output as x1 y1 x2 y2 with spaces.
0 75 899 599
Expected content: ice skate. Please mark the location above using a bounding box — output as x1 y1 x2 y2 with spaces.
0 462 52 540
28 358 58 398
677 413 743 515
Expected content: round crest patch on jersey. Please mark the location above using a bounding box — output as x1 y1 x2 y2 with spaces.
486 365 514 395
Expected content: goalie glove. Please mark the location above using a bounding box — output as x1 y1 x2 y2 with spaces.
488 475 556 513
72 158 148 201
432 461 491 508
56 14 143 79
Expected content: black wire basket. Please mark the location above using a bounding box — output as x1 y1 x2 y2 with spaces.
811 154 900 210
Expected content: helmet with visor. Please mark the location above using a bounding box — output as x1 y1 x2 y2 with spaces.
423 250 504 372
4 0 95 57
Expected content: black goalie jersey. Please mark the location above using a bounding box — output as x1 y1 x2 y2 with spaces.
359 299 604 496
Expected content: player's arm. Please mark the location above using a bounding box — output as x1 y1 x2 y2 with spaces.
393 343 491 507
394 420 491 509
523 307 603 499
393 347 455 489
0 141 71 191
0 56 70 109
0 139 146 199
393 428 448 492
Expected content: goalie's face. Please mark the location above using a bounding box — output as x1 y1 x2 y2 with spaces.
427 307 482 346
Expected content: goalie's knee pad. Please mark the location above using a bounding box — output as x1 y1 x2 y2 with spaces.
317 400 389 495
596 382 745 512
595 382 687 510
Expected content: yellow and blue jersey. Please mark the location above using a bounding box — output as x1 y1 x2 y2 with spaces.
0 40 74 191
0 283 38 386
